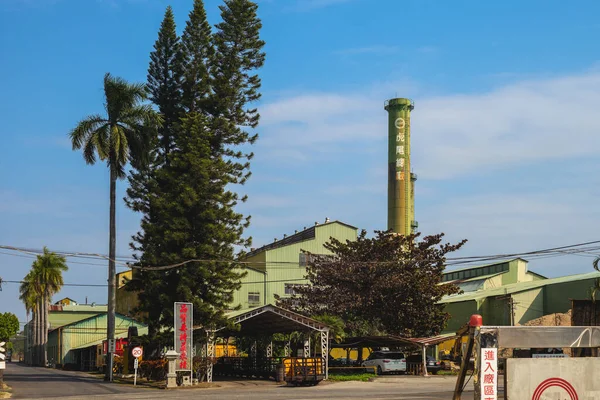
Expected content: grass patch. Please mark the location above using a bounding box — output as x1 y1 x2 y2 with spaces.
328 373 376 382
436 370 458 376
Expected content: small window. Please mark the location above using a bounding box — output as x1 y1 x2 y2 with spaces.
299 253 307 267
248 292 260 305
285 284 296 295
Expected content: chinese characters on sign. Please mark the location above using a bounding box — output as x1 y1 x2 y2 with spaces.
394 118 406 181
481 348 498 400
174 302 193 371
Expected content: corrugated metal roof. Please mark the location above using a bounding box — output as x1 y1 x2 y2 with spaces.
244 220 357 258
335 333 457 349
222 304 328 335
440 270 600 304
443 258 523 275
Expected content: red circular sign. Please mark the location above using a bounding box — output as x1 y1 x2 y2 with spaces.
532 378 578 400
131 347 143 358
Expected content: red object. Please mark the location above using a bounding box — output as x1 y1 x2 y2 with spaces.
102 338 128 356
469 314 483 327
178 304 189 369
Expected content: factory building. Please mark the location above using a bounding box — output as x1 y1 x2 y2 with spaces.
24 302 147 370
439 259 600 334
115 219 358 314
232 219 358 310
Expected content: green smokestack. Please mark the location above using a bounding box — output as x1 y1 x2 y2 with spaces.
385 98 417 235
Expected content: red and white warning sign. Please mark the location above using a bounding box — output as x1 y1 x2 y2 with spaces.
132 346 143 358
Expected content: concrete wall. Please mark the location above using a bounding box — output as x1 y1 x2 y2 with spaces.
507 358 600 398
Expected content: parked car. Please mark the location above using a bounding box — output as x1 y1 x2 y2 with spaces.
362 351 406 375
406 354 442 374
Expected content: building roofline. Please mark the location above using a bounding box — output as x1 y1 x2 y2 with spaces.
243 220 357 258
440 270 600 304
443 258 527 276
50 311 147 330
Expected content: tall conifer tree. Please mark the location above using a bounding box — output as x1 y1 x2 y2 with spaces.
180 0 214 113
126 0 265 347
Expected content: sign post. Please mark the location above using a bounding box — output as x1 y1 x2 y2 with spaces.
175 302 193 386
132 346 143 386
480 348 498 400
0 342 5 387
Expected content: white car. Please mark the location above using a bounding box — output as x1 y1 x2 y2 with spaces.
362 351 407 375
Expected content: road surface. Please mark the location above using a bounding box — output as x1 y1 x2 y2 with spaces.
4 362 475 399
4 363 147 399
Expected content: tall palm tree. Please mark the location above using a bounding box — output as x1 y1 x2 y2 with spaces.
19 272 39 365
69 73 160 379
34 247 68 366
19 248 68 366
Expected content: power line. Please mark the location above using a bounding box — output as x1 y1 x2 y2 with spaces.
1 277 309 288
1 239 599 272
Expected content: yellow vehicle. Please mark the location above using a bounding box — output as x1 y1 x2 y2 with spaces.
282 357 324 386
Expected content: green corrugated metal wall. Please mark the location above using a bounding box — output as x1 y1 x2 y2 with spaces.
234 222 357 310
60 313 147 365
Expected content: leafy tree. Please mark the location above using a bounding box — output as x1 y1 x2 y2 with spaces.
278 231 466 338
0 313 19 343
69 73 160 376
19 248 68 366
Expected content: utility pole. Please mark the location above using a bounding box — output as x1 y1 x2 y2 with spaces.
498 295 516 326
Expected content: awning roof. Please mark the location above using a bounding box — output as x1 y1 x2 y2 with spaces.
220 304 329 336
333 333 457 349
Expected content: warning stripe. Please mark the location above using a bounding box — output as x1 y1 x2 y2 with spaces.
532 378 578 400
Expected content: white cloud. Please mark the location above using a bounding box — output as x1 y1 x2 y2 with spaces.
260 71 600 180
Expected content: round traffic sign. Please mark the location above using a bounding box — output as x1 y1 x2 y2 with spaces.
132 346 143 358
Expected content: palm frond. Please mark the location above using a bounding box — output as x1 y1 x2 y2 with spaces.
69 114 107 150
594 257 600 272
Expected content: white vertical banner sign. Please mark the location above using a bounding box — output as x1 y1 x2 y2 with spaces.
174 302 193 372
480 348 498 400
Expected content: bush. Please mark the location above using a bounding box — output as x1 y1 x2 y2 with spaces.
139 358 167 381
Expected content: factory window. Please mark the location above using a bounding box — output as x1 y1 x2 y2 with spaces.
248 292 260 306
299 253 308 267
285 284 298 295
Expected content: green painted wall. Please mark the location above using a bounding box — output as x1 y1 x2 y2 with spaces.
443 300 478 334
385 98 415 235
513 288 544 325
234 222 358 310
230 267 266 310
545 279 594 313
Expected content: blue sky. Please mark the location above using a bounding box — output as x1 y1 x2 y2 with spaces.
2 0 600 325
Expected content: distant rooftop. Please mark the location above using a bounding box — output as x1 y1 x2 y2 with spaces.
244 219 357 258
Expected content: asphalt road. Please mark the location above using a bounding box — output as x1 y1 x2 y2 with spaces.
4 363 475 399
4 363 147 399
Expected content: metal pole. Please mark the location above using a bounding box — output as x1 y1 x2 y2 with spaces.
422 345 428 377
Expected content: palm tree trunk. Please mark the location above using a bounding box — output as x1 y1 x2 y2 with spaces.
31 309 36 366
106 164 117 380
42 292 48 367
37 301 42 366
